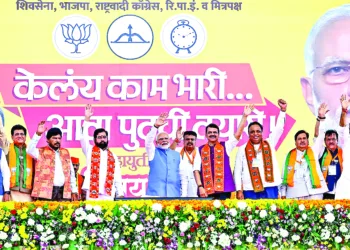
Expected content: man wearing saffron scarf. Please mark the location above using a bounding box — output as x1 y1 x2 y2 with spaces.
195 105 254 199
280 104 329 199
235 100 287 200
170 129 200 197
315 95 349 199
145 112 182 197
81 104 124 200
27 122 78 201
6 125 35 201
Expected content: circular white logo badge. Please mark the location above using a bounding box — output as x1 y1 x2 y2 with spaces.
107 15 154 60
161 14 207 59
53 15 100 60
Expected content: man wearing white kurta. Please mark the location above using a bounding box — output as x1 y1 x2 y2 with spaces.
235 99 287 199
81 105 124 200
171 130 201 197
280 104 329 199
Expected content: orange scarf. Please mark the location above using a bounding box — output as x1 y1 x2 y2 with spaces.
282 147 321 188
245 140 274 192
180 147 196 165
200 143 224 194
89 146 116 198
320 147 343 179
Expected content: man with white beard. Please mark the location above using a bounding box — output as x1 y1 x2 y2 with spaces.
145 112 181 197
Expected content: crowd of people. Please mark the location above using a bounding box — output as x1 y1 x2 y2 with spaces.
0 96 348 201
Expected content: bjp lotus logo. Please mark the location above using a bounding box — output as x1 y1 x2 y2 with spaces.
61 24 92 53
53 15 100 60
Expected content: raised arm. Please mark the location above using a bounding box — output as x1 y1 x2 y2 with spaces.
312 103 328 156
225 105 255 155
27 121 47 159
81 104 93 156
145 112 168 161
268 99 287 147
234 105 254 140
170 127 183 150
339 94 350 147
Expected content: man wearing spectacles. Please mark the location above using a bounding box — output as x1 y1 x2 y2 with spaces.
28 122 78 201
5 125 35 202
80 104 124 200
145 112 182 197
301 4 350 129
235 100 287 200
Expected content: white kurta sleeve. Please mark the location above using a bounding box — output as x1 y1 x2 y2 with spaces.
27 133 41 159
0 150 10 192
113 154 124 197
234 146 244 191
145 127 157 161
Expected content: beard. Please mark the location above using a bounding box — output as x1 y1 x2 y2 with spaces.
158 144 169 150
49 142 60 150
96 141 108 149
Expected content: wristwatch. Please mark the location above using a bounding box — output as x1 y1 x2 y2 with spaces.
4 191 11 195
198 185 203 188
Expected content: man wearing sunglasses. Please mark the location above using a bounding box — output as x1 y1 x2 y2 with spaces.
80 104 124 200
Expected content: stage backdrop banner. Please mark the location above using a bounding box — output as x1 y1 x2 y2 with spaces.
0 0 348 197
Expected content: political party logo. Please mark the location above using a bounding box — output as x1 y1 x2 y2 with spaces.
52 14 100 60
161 14 207 59
107 15 154 60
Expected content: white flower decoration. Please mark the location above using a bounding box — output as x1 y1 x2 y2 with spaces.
325 204 334 213
259 210 267 218
206 214 216 224
36 207 43 215
299 204 305 211
130 213 137 222
325 213 335 223
292 235 300 241
335 236 342 243
213 200 222 208
179 222 189 232
237 201 247 210
135 224 144 233
270 204 277 212
152 203 163 213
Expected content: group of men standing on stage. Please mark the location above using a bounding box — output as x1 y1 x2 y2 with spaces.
0 95 349 202
0 104 123 202
145 96 350 200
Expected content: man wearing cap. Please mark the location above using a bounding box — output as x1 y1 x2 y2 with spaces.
27 121 78 201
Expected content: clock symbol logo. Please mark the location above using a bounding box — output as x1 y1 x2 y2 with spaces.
171 20 197 54
161 14 207 59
